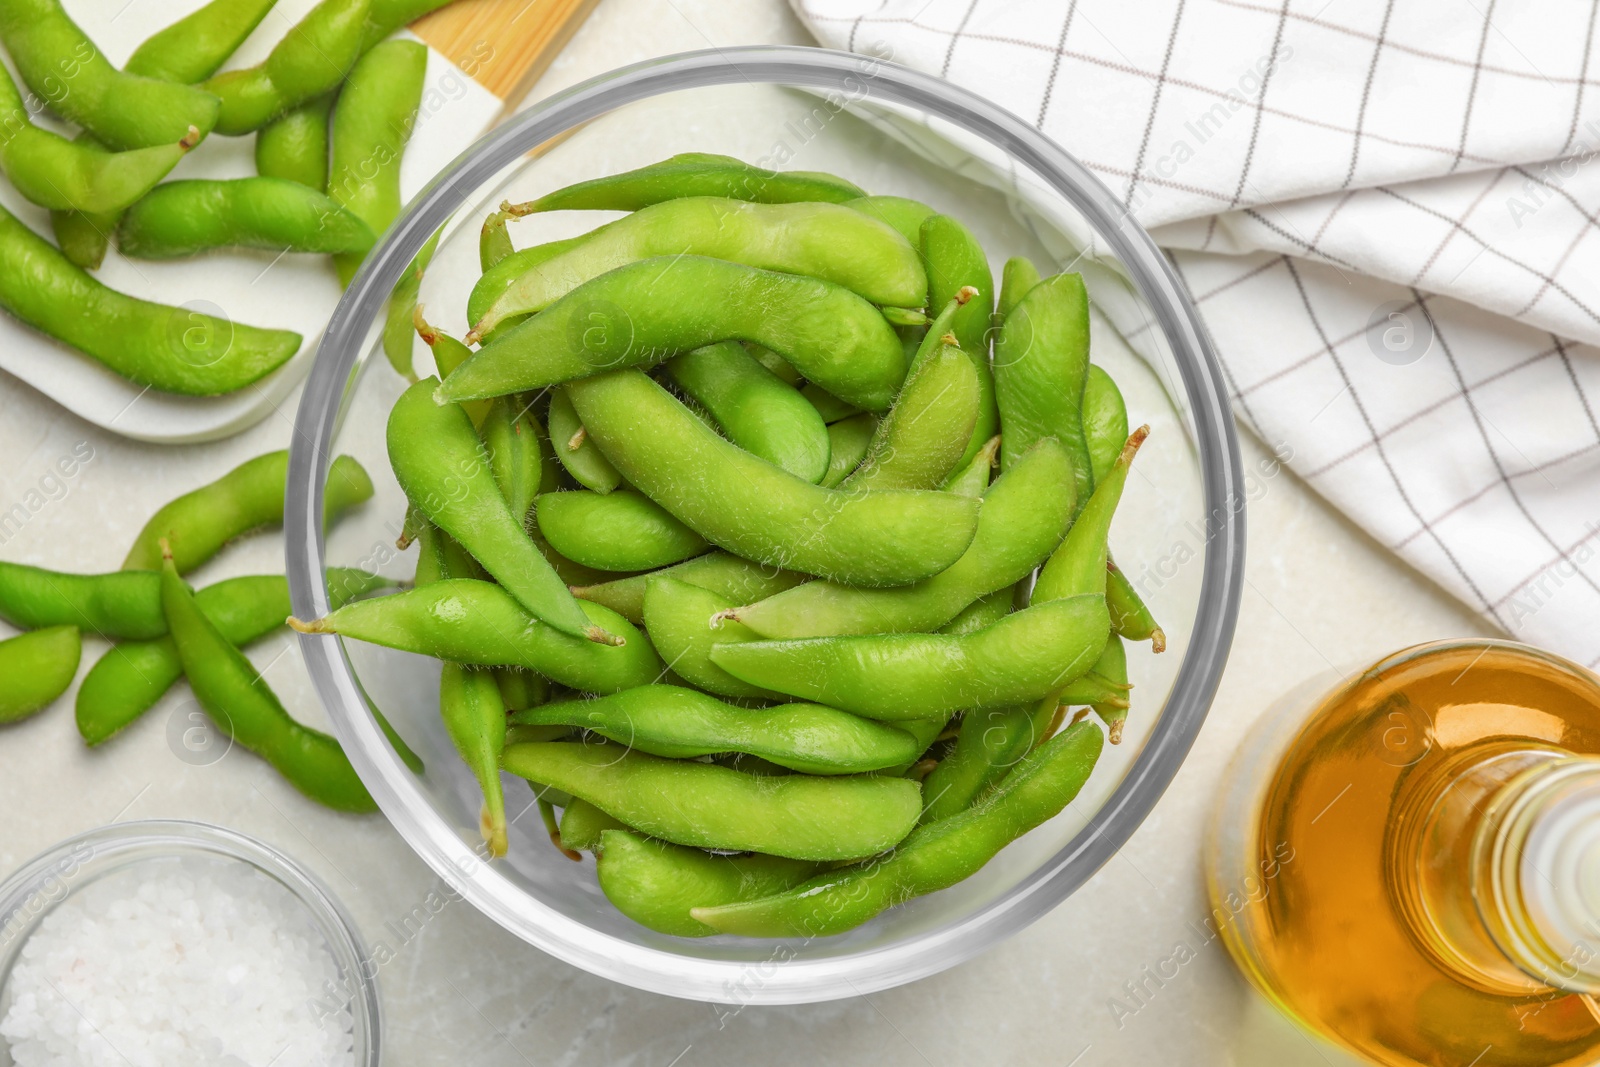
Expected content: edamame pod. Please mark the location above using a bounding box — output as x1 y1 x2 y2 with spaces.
161 548 376 812
381 224 441 381
802 382 861 424
665 342 830 483
921 214 999 466
711 593 1109 721
0 206 302 395
564 371 980 587
596 830 820 937
123 451 372 573
440 663 510 856
505 153 864 214
387 378 613 644
290 579 661 693
1089 635 1130 743
642 578 778 702
0 565 164 639
1034 428 1148 604
728 439 1075 639
572 552 803 625
939 588 1012 635
442 257 908 413
411 311 490 423
482 397 547 525
126 0 280 83
993 273 1093 507
0 626 80 724
536 490 708 572
471 198 924 337
1106 560 1166 652
842 195 935 245
1082 364 1128 486
997 256 1040 319
511 684 921 775
919 704 1035 823
117 178 376 259
819 412 875 488
466 234 592 330
495 667 548 712
329 38 426 284
944 435 999 497
50 190 116 271
559 798 627 852
841 342 979 492
360 0 460 48
0 0 220 149
500 739 921 861
546 386 622 494
256 96 334 190
201 0 373 135
692 720 1103 936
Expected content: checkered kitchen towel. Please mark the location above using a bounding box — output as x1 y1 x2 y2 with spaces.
794 0 1600 668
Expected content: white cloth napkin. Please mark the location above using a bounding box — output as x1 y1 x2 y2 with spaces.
793 0 1600 668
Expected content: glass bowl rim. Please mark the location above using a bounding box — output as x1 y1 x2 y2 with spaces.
285 43 1245 1004
0 818 381 1066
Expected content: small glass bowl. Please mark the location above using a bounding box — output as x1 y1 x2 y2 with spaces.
0 820 379 1067
286 45 1246 1004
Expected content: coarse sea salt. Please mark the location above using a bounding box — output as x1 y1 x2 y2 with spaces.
0 856 355 1067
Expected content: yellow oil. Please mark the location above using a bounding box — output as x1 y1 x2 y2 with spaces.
1219 642 1600 1067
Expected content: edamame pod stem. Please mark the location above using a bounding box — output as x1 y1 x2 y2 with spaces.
500 739 921 861
160 546 376 812
1082 364 1129 486
440 663 510 856
0 626 80 724
117 178 376 259
710 593 1110 721
597 830 820 938
842 195 935 245
256 95 334 190
505 152 864 214
290 580 661 693
545 386 622 493
840 342 979 492
126 0 280 83
996 256 1041 319
664 342 830 483
1106 560 1165 653
381 223 441 381
329 38 426 284
387 379 614 644
467 234 592 332
0 0 219 149
565 371 980 587
0 205 301 395
727 439 1075 639
411 311 490 425
122 451 373 573
510 684 921 775
819 412 876 488
536 491 707 572
921 215 999 467
994 272 1094 513
692 720 1103 937
559 798 627 852
571 552 803 625
642 578 779 702
201 0 374 135
471 198 925 337
442 257 909 413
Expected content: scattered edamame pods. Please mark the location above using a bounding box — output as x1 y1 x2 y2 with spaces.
117 178 376 259
503 152 864 215
0 563 166 639
0 626 80 724
201 0 373 136
125 0 280 83
664 342 830 483
536 491 708 572
571 552 803 625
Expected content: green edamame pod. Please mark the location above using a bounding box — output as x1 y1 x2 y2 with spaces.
745 342 802 385
381 223 441 381
842 195 935 246
505 152 864 215
122 451 373 573
692 720 1103 937
944 435 999 497
0 0 220 149
0 206 302 395
255 95 335 190
801 383 861 424
510 684 921 775
939 589 1012 635
840 342 979 492
559 798 627 852
545 386 622 494
919 704 1035 823
565 371 979 587
388 379 612 643
443 257 909 413
117 178 376 259
201 0 373 136
711 592 1109 721
466 234 592 331
50 196 116 271
329 38 426 284
126 0 280 83
642 578 778 702
360 0 459 47
1106 560 1165 652
495 667 548 712
479 206 514 271
411 311 491 425
997 256 1041 319
501 739 921 861
727 439 1074 639
470 198 924 337
0 565 164 639
536 491 707 572
664 342 830 483
920 215 999 466
440 663 510 856
0 626 80 724
819 412 875 489
597 830 820 938
994 272 1094 508
572 552 802 625
161 548 376 812
1033 428 1148 604
1082 364 1129 485
1089 635 1130 743
481 397 546 526
291 579 661 693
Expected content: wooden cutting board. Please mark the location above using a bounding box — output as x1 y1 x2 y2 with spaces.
413 0 603 114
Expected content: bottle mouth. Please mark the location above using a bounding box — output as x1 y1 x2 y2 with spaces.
1479 756 1600 993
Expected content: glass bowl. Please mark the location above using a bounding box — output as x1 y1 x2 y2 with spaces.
285 45 1244 1004
0 820 380 1066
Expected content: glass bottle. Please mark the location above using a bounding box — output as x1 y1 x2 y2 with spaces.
1206 640 1600 1067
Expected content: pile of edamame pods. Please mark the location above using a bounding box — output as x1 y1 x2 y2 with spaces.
0 0 469 397
292 151 1170 939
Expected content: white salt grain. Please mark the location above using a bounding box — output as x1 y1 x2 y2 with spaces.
0 857 354 1067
